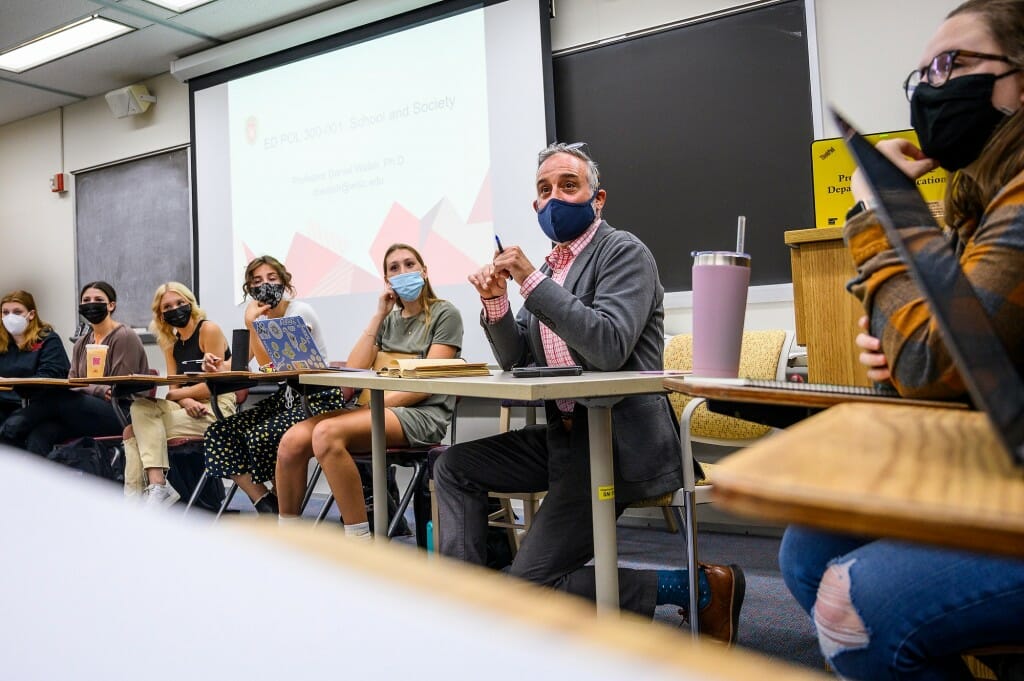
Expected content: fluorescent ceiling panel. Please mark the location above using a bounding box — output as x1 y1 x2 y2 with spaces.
142 0 216 12
0 16 134 73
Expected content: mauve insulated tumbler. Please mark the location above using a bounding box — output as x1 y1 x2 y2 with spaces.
691 251 751 378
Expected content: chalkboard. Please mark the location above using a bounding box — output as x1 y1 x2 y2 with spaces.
553 0 813 290
74 148 193 331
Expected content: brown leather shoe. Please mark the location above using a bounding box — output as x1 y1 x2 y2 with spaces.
696 563 745 645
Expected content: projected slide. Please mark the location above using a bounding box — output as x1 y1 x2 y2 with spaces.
227 10 493 295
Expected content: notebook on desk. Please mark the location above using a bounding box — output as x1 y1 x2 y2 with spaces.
834 108 1024 465
683 377 899 398
252 316 328 371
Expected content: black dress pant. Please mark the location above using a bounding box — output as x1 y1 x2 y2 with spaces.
433 410 658 616
4 391 123 456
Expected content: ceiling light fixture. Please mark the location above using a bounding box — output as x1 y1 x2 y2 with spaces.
142 0 216 12
0 16 134 73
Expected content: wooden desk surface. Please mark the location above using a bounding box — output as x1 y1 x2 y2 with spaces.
0 377 72 387
712 403 1024 557
301 369 679 401
68 374 180 386
174 368 320 382
663 377 968 411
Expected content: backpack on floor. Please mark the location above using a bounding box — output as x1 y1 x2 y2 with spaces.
166 439 225 512
47 437 124 483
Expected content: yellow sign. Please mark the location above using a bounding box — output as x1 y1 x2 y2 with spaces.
597 485 615 501
811 129 948 228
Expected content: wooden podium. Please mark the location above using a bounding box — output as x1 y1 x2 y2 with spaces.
785 227 870 387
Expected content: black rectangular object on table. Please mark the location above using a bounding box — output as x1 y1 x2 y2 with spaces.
231 329 249 371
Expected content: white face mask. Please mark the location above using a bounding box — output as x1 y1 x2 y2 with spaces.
2 313 29 336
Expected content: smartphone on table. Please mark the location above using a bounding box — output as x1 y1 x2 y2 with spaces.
510 365 583 378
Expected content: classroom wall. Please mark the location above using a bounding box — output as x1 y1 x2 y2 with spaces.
549 0 959 337
0 0 961 360
0 72 188 368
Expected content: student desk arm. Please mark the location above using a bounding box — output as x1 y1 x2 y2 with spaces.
709 402 1024 558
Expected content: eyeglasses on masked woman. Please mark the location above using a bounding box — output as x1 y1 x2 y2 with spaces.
903 49 1020 100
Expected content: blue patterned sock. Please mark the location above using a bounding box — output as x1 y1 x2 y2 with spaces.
655 568 711 609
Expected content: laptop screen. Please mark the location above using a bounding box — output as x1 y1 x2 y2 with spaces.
834 108 1024 466
252 315 328 371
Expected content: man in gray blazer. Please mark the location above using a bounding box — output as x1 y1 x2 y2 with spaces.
434 142 745 643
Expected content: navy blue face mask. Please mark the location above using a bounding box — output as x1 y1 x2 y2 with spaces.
537 189 598 243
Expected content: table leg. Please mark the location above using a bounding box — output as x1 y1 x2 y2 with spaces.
587 405 619 612
209 385 228 421
370 389 388 543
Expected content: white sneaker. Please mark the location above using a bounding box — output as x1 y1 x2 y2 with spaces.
143 482 181 508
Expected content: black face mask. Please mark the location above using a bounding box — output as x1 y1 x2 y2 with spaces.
911 73 1013 171
251 282 285 308
79 302 110 324
162 304 192 328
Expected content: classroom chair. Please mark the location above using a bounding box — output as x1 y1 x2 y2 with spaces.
428 399 547 555
172 386 249 515
639 329 792 637
308 399 460 547
489 400 546 553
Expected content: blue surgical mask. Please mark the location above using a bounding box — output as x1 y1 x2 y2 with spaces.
537 190 598 243
389 271 425 302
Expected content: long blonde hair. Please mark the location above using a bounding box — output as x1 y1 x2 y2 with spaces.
0 290 54 352
149 282 205 349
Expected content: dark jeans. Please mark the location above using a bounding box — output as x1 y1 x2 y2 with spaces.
433 415 658 616
3 391 123 456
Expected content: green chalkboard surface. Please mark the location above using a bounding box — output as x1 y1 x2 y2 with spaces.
74 148 193 331
553 0 814 291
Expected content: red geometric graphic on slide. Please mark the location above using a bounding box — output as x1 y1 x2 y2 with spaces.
285 233 380 298
239 170 493 297
467 169 491 224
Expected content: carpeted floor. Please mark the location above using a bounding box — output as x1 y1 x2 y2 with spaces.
619 525 823 671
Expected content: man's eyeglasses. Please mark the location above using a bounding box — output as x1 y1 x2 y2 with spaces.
903 49 1018 100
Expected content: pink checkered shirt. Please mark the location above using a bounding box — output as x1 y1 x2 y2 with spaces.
482 218 601 413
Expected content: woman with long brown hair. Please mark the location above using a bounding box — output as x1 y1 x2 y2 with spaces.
201 255 344 513
275 243 463 537
780 1 1024 677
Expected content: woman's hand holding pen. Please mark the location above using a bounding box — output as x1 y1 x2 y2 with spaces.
202 352 225 373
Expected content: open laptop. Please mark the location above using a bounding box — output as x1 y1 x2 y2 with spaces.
251 315 329 370
832 108 1024 466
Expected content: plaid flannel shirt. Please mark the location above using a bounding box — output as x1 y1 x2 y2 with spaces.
844 169 1024 399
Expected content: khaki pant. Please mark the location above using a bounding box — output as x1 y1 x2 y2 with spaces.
123 393 237 496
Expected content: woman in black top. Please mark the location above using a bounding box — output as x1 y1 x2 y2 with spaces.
0 290 70 434
122 282 236 506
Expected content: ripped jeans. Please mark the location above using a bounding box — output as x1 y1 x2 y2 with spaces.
779 526 1024 680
